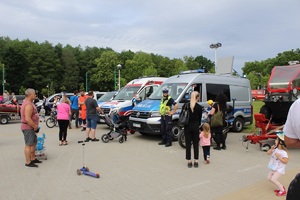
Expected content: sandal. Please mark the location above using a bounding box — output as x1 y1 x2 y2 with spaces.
63 141 68 145
59 141 63 146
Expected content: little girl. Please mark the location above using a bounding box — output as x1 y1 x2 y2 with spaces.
199 123 211 164
267 132 289 196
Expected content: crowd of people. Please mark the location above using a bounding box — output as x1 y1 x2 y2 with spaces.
17 87 300 198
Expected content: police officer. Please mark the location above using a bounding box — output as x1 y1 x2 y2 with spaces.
158 89 178 147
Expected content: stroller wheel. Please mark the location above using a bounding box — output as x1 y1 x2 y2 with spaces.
119 137 124 143
101 134 110 143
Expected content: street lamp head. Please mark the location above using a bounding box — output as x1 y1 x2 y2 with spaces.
210 43 222 49
117 64 122 69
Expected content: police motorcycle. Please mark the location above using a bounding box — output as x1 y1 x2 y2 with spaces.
178 99 235 148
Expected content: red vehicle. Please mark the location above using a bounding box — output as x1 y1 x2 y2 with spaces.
0 101 21 124
260 63 300 124
251 90 265 101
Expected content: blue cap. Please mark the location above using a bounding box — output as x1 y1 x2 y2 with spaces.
162 89 169 93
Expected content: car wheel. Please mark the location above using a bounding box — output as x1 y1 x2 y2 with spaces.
1 116 9 124
171 122 181 139
178 130 186 149
232 117 244 132
259 105 271 120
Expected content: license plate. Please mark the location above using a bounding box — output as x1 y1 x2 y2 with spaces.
133 123 141 128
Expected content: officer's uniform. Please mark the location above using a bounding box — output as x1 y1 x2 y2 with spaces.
159 90 177 147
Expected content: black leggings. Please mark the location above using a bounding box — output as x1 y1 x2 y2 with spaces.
185 124 199 160
58 120 69 141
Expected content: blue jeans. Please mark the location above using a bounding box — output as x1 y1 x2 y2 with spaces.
86 115 98 129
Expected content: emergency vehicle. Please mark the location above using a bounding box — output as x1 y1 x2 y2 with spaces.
100 77 167 120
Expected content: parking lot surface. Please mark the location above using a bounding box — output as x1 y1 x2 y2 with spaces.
0 120 299 200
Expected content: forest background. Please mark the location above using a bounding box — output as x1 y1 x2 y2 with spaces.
0 36 299 98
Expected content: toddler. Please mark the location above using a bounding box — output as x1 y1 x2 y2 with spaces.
267 133 288 196
199 123 211 164
39 106 46 122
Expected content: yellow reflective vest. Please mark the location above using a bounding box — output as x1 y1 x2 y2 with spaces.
159 96 171 115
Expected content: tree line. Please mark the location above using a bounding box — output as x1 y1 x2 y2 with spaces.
0 36 299 97
0 36 214 97
243 49 300 90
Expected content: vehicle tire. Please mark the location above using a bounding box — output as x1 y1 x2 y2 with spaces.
259 105 271 120
171 122 181 140
46 118 56 128
232 117 244 132
101 134 110 143
139 131 148 135
0 116 9 124
262 144 271 151
178 130 186 149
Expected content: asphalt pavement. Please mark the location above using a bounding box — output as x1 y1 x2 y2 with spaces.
0 119 299 200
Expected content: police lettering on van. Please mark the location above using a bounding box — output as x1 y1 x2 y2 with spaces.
129 70 253 139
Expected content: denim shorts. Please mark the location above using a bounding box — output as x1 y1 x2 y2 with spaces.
86 115 98 129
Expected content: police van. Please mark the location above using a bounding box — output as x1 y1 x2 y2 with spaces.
129 70 253 138
100 77 167 118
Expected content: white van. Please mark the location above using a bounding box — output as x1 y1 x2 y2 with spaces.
129 70 253 138
100 77 167 117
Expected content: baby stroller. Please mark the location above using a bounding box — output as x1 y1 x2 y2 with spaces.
101 108 128 143
35 133 47 160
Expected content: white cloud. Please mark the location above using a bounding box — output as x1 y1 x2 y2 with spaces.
0 0 300 74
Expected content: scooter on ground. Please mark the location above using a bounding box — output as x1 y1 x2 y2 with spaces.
76 141 100 178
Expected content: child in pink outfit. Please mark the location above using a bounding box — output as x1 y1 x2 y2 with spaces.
199 123 211 164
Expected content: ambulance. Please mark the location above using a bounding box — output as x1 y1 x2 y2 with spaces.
100 77 167 119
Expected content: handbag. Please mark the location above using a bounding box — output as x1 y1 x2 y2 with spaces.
178 103 190 126
211 104 223 128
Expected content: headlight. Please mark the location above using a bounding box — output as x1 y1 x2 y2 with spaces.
110 107 122 114
150 111 161 117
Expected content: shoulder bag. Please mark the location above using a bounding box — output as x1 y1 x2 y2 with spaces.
178 103 190 126
211 104 223 128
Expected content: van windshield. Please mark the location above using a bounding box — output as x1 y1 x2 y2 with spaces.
97 92 116 102
149 83 188 100
114 86 140 100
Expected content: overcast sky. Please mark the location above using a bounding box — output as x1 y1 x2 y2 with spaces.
1 0 299 75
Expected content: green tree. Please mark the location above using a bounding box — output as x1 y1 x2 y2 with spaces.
93 51 119 91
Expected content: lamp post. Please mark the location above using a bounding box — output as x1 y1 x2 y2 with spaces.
117 64 122 90
85 72 88 92
46 84 49 97
209 42 222 72
114 67 116 90
2 64 5 93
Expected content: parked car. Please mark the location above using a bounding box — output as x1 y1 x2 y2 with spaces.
97 91 118 123
251 90 265 101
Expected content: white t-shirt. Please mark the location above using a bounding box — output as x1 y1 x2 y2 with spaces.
268 148 288 174
283 99 300 139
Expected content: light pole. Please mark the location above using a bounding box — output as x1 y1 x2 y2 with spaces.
2 64 5 93
85 72 88 92
46 84 49 97
210 42 222 72
114 66 116 90
117 64 122 90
